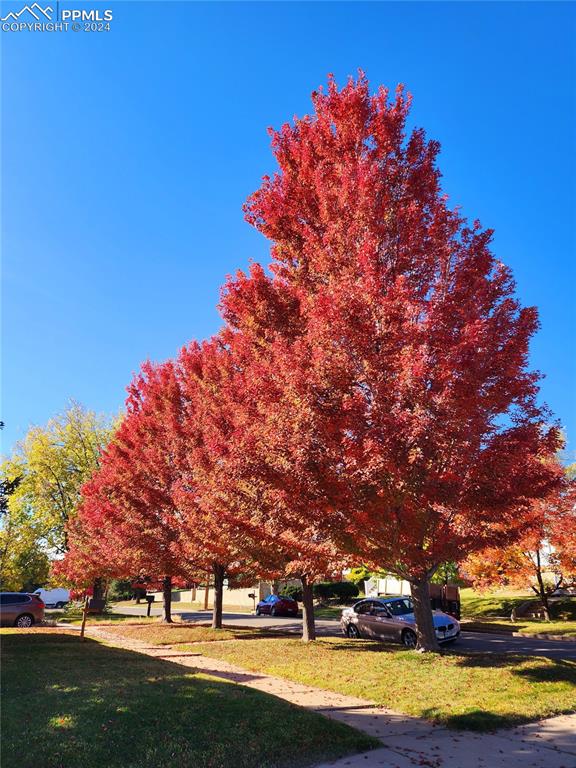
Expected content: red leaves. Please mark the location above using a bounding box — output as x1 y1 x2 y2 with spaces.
61 73 565 597
229 72 564 577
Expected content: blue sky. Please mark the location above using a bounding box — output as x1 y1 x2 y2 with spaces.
2 1 575 458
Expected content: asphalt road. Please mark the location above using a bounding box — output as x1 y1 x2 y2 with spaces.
110 604 576 660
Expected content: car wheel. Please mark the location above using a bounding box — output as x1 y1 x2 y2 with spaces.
255 606 261 616
401 629 417 648
15 614 34 629
346 624 361 639
270 607 277 617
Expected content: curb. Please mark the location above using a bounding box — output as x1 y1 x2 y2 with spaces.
461 623 576 642
512 631 576 642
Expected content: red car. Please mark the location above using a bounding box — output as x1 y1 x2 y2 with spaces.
255 594 299 617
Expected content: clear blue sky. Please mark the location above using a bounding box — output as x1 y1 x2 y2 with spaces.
2 1 575 458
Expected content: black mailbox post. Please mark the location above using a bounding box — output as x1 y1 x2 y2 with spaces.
145 594 155 617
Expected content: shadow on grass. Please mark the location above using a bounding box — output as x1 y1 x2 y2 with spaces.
319 639 400 654
450 652 528 669
1 631 376 768
450 651 576 680
419 706 526 732
512 658 576 684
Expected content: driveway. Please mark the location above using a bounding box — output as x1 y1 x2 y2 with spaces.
110 604 576 660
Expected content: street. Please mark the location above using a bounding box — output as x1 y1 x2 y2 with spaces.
110 604 576 660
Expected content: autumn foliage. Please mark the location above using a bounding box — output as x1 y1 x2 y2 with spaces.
464 468 576 619
58 74 565 648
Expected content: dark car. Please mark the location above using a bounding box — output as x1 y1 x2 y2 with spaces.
255 594 299 617
341 597 460 648
0 592 45 628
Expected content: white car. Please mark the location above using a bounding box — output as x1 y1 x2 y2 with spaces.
33 588 70 609
341 597 460 647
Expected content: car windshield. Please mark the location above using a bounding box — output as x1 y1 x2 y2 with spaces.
383 599 413 616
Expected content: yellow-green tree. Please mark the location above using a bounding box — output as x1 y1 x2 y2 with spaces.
0 403 113 589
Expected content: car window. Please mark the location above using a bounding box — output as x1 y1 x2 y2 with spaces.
385 599 413 616
355 601 373 615
0 594 28 605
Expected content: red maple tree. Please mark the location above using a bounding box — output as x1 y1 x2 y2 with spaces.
220 73 563 649
218 276 355 640
176 337 304 629
58 360 200 622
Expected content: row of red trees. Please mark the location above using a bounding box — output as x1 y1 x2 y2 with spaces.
57 74 567 650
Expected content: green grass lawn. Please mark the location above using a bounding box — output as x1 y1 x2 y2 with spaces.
54 611 162 625
188 637 576 731
1 630 376 768
102 623 275 645
459 588 533 618
111 600 254 614
313 605 344 620
460 590 576 637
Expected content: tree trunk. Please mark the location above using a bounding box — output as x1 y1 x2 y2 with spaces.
301 575 316 642
535 552 551 621
410 577 440 652
161 576 173 623
212 563 226 630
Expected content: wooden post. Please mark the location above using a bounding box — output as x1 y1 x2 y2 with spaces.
203 578 210 611
80 595 89 642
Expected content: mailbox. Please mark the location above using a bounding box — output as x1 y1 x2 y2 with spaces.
87 598 105 614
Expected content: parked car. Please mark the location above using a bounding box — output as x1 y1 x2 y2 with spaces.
255 593 299 617
0 592 45 628
33 587 70 609
340 596 460 648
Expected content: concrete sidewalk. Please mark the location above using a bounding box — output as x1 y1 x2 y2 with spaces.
82 625 576 768
313 714 576 767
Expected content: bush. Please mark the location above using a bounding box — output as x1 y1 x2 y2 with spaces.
107 579 134 601
331 581 360 600
277 581 360 603
280 584 303 602
313 581 359 602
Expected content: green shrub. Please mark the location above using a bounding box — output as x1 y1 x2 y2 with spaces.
107 579 134 601
280 584 303 602
331 581 359 600
280 581 360 603
313 581 359 601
